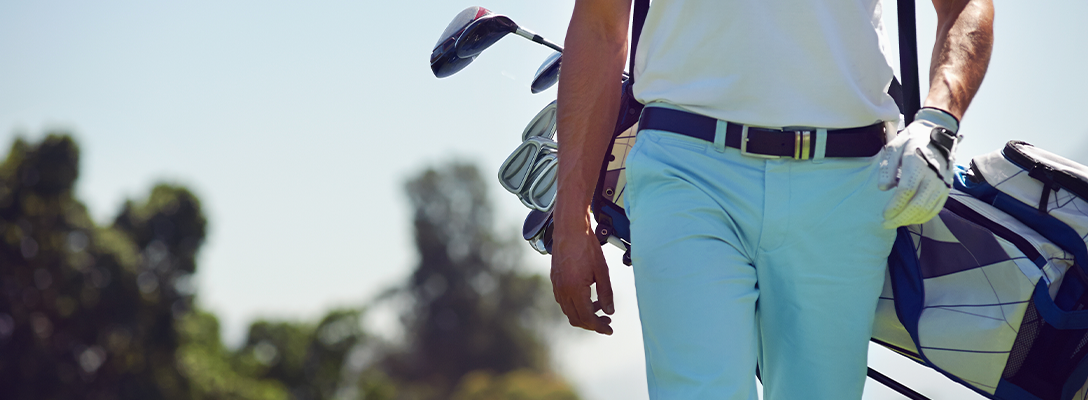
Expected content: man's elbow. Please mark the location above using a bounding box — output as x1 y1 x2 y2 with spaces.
932 0 994 29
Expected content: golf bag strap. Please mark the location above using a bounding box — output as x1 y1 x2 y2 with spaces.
871 2 933 400
629 0 650 82
898 0 921 123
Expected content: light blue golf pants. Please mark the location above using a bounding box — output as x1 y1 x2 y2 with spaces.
623 109 897 400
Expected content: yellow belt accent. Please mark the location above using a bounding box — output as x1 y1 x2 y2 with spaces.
794 131 812 160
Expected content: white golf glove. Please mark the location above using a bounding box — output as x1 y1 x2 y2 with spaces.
878 107 962 229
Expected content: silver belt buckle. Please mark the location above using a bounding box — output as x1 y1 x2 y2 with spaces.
793 130 812 160
739 126 783 159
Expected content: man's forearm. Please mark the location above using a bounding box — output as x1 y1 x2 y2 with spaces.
554 1 631 236
925 0 994 120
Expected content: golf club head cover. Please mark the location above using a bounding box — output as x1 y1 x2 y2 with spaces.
878 107 962 229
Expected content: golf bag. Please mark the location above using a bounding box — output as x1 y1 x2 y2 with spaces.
872 142 1088 400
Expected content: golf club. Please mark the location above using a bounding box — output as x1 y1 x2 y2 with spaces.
531 52 561 94
526 156 558 212
455 13 563 58
431 6 563 78
498 136 557 197
522 100 557 141
430 6 489 78
522 209 554 255
530 52 629 94
518 153 556 211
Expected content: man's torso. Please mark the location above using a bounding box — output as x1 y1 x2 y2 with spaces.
632 0 902 129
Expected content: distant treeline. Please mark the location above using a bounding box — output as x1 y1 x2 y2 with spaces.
0 133 578 400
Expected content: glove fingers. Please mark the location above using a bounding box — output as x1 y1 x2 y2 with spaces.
879 120 956 229
877 141 907 191
917 184 950 223
882 156 925 221
882 174 949 228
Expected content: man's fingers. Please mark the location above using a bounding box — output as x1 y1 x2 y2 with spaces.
595 266 615 315
883 156 925 220
558 288 613 335
573 292 612 335
570 298 612 335
558 297 583 328
596 315 614 335
549 232 614 335
882 172 949 228
877 145 903 191
883 181 918 222
916 179 949 222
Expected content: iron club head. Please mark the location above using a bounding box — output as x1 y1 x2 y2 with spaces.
522 100 557 141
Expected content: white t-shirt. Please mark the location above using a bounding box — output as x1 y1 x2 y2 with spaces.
632 0 902 129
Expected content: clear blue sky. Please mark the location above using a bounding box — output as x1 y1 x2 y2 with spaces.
2 1 1085 399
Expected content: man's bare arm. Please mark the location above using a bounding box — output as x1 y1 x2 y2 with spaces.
551 0 632 335
926 0 994 119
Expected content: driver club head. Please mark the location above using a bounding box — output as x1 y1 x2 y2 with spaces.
523 209 552 241
430 6 492 78
531 52 561 94
523 209 554 254
454 14 519 59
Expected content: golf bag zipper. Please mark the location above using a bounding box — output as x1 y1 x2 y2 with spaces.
1002 141 1088 213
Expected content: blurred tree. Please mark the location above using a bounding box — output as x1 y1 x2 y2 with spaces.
175 310 289 400
0 133 198 399
381 162 565 399
231 308 398 400
451 370 580 400
240 309 354 400
0 133 222 400
0 135 577 400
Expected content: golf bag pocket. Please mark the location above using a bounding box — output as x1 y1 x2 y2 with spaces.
878 188 1088 398
959 141 1088 308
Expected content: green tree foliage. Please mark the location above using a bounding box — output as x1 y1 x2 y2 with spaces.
175 310 289 400
0 134 201 399
451 370 580 400
0 135 578 400
381 162 567 399
235 309 372 400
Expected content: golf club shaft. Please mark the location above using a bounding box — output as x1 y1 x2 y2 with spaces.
515 28 564 53
867 367 931 400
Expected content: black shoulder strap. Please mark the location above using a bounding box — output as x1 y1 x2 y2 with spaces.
898 0 921 123
868 7 936 400
629 0 650 82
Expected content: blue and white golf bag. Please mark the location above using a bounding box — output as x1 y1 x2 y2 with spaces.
873 141 1088 400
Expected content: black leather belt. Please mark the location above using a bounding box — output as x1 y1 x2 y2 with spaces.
638 107 887 159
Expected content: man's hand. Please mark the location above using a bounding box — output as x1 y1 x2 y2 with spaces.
878 0 991 228
552 0 630 335
550 215 614 335
878 108 961 228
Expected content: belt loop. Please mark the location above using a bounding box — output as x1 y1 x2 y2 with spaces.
884 120 899 143
812 128 828 163
714 120 728 153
